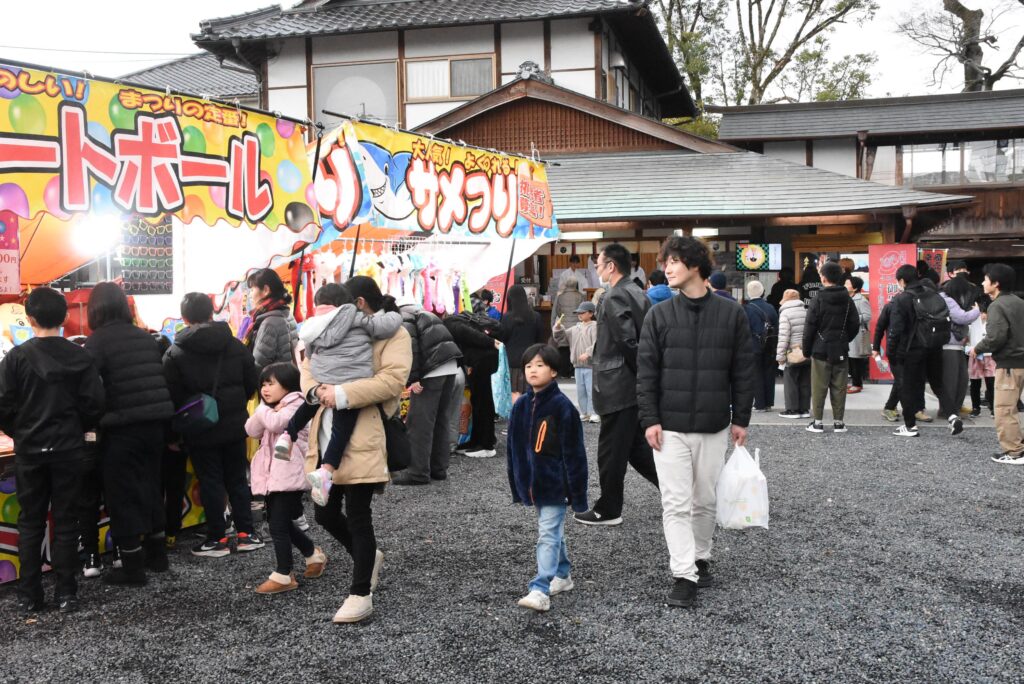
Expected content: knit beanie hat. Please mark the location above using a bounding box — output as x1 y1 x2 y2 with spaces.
746 280 765 299
709 272 727 290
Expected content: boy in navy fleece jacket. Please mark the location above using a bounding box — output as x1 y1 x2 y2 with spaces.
506 344 588 612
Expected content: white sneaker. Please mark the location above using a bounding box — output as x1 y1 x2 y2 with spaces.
991 452 1024 465
370 549 384 592
549 576 574 595
292 514 310 532
307 468 332 507
579 414 589 422
464 448 497 458
332 594 373 623
893 425 919 437
589 415 601 424
517 589 550 612
273 433 293 460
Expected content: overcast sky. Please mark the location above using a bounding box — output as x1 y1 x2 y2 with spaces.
1 0 1022 98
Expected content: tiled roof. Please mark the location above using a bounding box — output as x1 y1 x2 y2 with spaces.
194 0 639 41
712 89 1024 141
547 151 971 222
122 53 258 99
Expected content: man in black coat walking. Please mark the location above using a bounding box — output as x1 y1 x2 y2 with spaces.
574 243 659 527
163 293 261 557
637 236 755 608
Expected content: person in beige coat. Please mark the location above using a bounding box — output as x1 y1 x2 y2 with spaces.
300 277 412 624
775 289 810 419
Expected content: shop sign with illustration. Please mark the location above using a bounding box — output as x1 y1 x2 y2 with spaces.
0 62 319 237
314 120 558 240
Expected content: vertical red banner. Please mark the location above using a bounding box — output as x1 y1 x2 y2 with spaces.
0 211 19 295
483 271 515 313
868 244 917 381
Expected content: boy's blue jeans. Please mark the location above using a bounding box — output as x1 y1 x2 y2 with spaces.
529 505 571 594
575 367 593 416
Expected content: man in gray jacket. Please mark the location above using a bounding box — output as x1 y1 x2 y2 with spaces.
574 243 659 526
970 263 1024 464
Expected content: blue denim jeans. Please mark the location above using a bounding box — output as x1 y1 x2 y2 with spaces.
575 367 593 417
529 505 571 594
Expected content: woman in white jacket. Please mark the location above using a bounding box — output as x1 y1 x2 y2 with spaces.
775 289 810 418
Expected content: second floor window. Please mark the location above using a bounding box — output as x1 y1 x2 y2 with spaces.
406 57 493 101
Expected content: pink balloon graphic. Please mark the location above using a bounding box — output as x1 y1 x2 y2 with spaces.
0 183 30 218
43 175 69 219
209 185 226 209
305 183 318 211
276 118 295 138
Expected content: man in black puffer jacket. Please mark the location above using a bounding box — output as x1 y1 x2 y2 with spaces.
801 261 860 434
395 304 463 484
163 293 261 557
444 312 499 456
637 236 755 609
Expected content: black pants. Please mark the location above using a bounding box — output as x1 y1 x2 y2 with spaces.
406 374 455 482
314 483 376 596
849 357 869 388
902 349 928 429
162 445 189 537
885 360 905 412
77 453 102 556
919 348 944 411
100 422 165 547
783 362 811 414
467 367 496 450
558 346 575 379
752 346 778 410
594 404 659 519
189 438 254 541
16 454 87 602
971 377 995 412
288 402 358 470
938 349 969 420
266 491 315 575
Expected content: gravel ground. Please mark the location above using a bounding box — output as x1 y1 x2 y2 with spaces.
2 420 1023 683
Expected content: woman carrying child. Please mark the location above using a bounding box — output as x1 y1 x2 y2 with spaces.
245 363 326 594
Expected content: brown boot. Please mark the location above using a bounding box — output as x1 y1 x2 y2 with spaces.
303 548 327 579
256 572 298 594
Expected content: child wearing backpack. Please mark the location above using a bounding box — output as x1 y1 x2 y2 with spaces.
275 284 402 506
0 288 105 614
507 344 589 613
246 363 326 594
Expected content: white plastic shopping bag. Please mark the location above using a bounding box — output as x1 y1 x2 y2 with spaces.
716 446 769 529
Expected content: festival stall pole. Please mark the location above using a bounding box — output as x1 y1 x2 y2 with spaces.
0 59 322 583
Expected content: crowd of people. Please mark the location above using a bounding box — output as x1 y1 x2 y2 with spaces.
4 237 1023 621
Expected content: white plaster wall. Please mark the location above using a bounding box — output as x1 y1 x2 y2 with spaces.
550 18 595 70
501 73 518 85
869 145 898 185
267 39 307 88
405 25 494 58
552 70 596 98
500 21 544 75
813 138 857 177
267 87 308 120
312 31 398 64
763 141 807 166
406 101 462 129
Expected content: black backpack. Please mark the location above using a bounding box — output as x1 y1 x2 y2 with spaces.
911 289 951 350
746 302 777 351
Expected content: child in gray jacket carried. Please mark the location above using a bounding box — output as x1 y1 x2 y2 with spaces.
275 284 402 505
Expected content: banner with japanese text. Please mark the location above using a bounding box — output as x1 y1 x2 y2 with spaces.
868 243 917 381
313 120 558 240
0 61 319 282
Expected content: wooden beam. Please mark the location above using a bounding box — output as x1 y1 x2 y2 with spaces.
805 140 813 167
543 20 552 73
900 204 918 243
864 145 877 181
397 30 406 128
493 24 501 83
305 37 313 140
765 213 878 227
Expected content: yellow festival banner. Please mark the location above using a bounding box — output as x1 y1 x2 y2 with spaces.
313 120 558 239
0 61 318 236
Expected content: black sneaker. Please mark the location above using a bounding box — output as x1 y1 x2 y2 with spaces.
666 578 697 607
695 559 713 588
236 532 265 553
970 407 982 417
805 421 824 433
57 594 79 614
192 538 231 558
833 421 848 433
573 509 623 526
778 410 802 419
18 594 45 615
949 416 964 436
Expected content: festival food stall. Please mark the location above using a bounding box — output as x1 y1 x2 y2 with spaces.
0 60 320 583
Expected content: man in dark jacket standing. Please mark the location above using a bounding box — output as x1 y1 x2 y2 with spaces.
444 312 499 457
574 243 659 526
638 236 755 608
802 262 860 434
163 293 262 557
971 263 1024 463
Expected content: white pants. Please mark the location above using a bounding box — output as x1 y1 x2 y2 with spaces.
653 428 728 582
